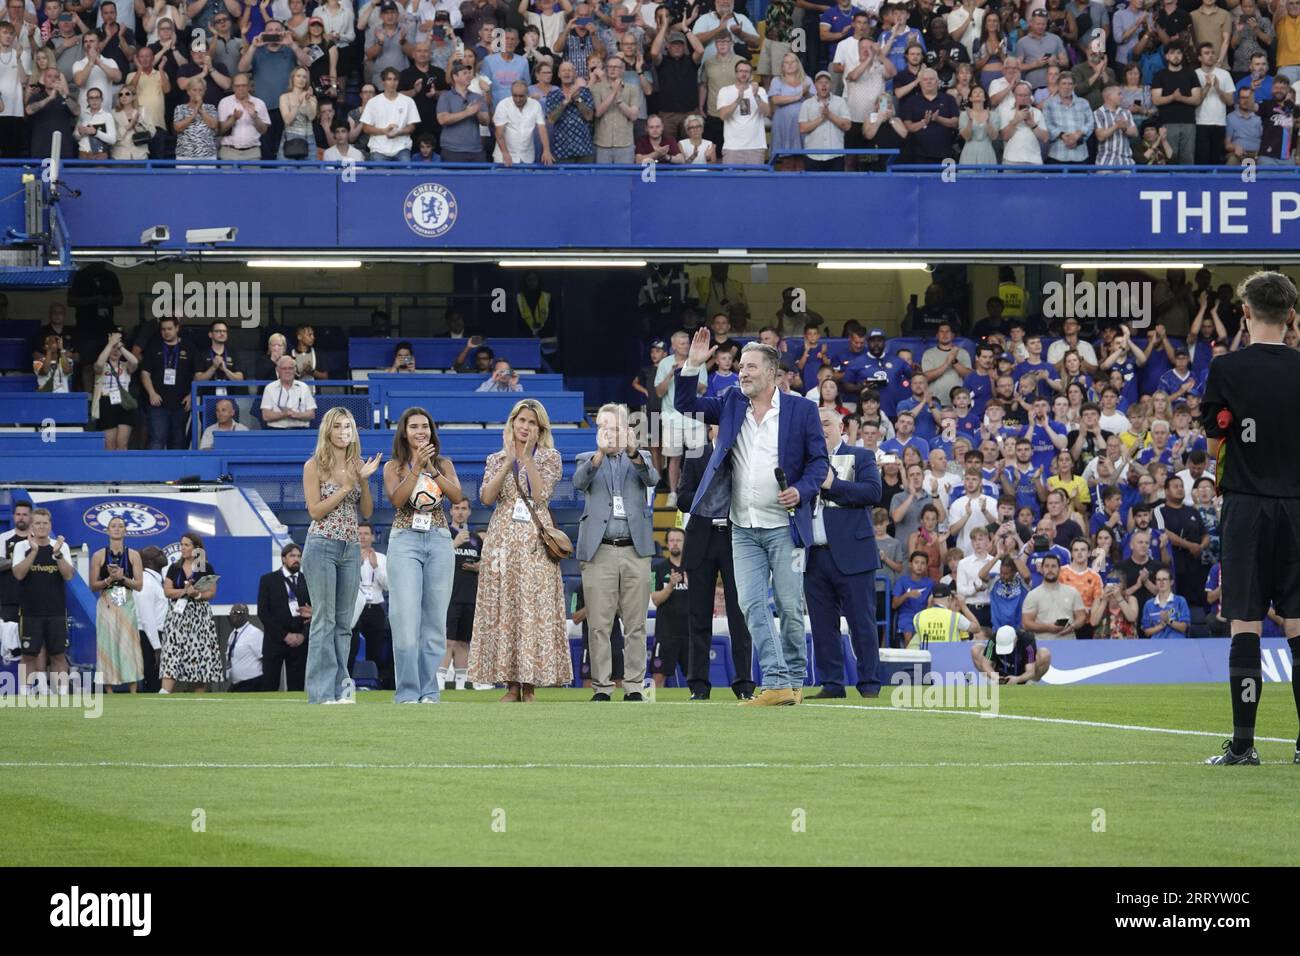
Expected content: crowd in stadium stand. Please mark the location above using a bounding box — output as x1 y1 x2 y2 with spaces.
0 0 1296 165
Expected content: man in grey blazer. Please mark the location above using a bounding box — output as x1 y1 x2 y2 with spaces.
574 403 661 701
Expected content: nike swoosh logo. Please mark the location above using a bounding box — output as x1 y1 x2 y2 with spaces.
1039 652 1163 685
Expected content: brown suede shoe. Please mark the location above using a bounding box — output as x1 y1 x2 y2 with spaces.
738 687 797 707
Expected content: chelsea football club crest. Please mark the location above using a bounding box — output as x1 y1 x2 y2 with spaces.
403 183 458 238
83 501 171 536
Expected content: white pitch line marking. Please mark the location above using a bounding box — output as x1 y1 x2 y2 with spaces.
1 759 1289 771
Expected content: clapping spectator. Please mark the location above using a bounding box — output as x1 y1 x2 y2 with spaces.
261 355 317 428
767 51 811 170
277 65 318 159
216 72 270 159
716 58 770 164
1093 83 1137 165
26 67 78 159
111 87 156 158
1140 567 1190 638
797 69 852 170
957 82 997 163
438 58 490 162
199 397 250 448
173 78 220 161
292 324 328 379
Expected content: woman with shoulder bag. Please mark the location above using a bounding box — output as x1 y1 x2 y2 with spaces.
468 398 572 702
112 87 158 159
382 406 465 704
93 330 139 450
279 66 317 159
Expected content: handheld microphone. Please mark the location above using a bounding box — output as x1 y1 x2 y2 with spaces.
774 467 795 516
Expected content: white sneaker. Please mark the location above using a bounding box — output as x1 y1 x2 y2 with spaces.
335 697 356 705
320 699 339 705
418 695 440 704
665 491 677 509
472 682 496 691
454 668 468 691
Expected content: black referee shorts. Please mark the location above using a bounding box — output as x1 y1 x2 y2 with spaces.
1220 494 1300 621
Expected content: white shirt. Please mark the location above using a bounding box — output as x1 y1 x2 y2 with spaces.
1195 67 1233 126
73 58 119 115
200 421 250 449
359 91 421 156
843 55 886 123
324 143 365 162
680 137 715 164
655 355 707 424
412 0 463 29
1002 105 1045 164
947 493 998 554
227 622 264 684
134 568 167 651
1082 454 1130 488
493 96 543 163
693 11 758 61
725 384 788 530
798 94 851 160
260 380 316 427
957 551 995 604
946 5 985 58
358 550 389 605
1046 339 1099 367
1099 410 1130 435
715 83 769 151
990 77 1019 128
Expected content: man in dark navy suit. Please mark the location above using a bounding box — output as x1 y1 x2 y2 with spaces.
677 426 756 701
806 407 884 698
675 329 829 707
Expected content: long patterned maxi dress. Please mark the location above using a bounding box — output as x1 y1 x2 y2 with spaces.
467 448 573 687
95 548 143 686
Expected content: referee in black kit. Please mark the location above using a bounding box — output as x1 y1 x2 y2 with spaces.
1201 271 1300 766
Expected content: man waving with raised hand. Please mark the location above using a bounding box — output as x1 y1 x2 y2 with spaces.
674 327 828 707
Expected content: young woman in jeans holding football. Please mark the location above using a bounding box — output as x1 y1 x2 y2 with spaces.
383 406 465 703
302 407 381 704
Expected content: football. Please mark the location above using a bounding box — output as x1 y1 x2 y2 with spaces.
408 473 443 513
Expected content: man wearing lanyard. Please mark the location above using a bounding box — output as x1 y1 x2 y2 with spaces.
572 403 660 702
257 543 312 692
260 355 317 428
349 521 393 690
139 316 195 449
806 407 884 699
226 603 264 692
194 320 245 398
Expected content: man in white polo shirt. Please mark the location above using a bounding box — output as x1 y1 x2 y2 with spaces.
360 66 420 161
493 80 553 166
260 355 316 429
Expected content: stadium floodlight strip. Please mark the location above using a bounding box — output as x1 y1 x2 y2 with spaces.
817 261 930 271
497 258 648 268
1059 261 1205 270
246 259 364 269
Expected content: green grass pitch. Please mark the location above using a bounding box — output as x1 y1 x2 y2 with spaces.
2 684 1297 866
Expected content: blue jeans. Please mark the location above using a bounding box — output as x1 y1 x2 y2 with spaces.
371 149 412 162
302 534 361 703
147 406 188 449
731 525 806 689
387 527 454 702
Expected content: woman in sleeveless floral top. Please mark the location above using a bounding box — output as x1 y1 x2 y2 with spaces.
382 406 466 703
468 399 572 701
302 407 382 704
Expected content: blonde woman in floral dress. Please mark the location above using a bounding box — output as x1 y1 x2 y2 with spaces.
468 398 572 702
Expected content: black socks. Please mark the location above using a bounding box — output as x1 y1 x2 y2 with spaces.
1229 633 1262 755
1290 637 1300 751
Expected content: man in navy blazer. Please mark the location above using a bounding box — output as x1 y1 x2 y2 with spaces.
807 406 884 698
675 329 829 707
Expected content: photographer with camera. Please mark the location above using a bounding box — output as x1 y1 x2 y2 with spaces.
388 341 418 373
972 625 1052 684
476 356 523 392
